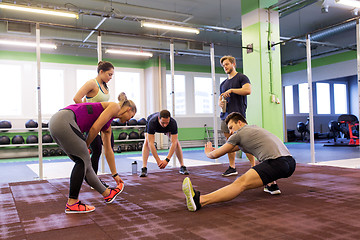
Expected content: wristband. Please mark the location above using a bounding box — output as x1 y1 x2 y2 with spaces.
165 158 170 163
112 173 118 178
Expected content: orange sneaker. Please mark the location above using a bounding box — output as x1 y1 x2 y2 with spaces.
65 201 95 214
104 183 124 204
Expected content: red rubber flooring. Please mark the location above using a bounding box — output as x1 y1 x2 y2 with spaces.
2 162 360 240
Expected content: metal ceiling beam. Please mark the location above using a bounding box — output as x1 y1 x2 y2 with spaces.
83 17 107 43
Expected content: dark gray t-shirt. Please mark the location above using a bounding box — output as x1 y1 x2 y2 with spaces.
227 125 291 162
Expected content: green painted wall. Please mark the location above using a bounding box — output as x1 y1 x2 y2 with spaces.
242 11 284 140
178 127 209 141
241 0 278 15
144 57 167 69
0 50 147 69
0 50 228 73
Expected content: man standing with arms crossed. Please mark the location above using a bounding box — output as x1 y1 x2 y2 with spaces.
219 56 252 177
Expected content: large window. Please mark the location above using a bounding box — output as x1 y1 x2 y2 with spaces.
316 83 330 114
0 64 22 116
41 69 64 114
76 69 95 91
285 85 294 114
334 83 348 114
166 74 186 115
115 72 141 116
194 77 213 114
298 83 309 113
219 77 227 86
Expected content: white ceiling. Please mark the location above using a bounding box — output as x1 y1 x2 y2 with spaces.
0 0 358 67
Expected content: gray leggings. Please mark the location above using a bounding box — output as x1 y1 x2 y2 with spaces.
49 110 107 199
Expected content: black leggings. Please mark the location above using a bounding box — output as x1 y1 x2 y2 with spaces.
89 133 114 174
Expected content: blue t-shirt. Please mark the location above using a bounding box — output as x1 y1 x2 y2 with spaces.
146 112 178 135
220 72 251 120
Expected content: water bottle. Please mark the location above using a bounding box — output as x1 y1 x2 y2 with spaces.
221 96 227 113
132 161 137 174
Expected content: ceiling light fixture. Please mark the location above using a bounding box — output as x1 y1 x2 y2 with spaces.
105 49 153 57
335 0 360 8
0 39 57 49
141 21 200 34
0 2 79 19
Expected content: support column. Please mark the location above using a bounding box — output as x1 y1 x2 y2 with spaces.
36 23 43 180
241 0 284 140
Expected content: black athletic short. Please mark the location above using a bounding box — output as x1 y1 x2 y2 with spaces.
252 156 296 185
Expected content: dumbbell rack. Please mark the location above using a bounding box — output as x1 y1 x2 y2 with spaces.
112 125 146 152
0 124 149 159
0 128 59 159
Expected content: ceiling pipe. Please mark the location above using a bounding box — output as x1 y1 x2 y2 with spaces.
83 17 107 43
295 20 356 47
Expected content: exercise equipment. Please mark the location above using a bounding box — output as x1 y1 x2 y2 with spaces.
111 119 120 126
0 120 12 129
56 148 65 156
116 145 122 153
42 149 49 157
118 132 128 140
119 144 126 152
42 134 53 143
324 114 359 147
42 121 49 128
118 121 126 126
296 117 309 142
338 114 359 145
140 131 145 139
128 131 139 139
25 119 38 128
127 118 137 126
328 120 340 142
49 149 56 156
0 136 10 145
12 135 24 144
137 118 147 125
287 129 296 142
26 135 38 144
126 144 134 151
137 142 143 150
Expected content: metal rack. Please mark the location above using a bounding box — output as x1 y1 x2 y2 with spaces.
204 124 226 146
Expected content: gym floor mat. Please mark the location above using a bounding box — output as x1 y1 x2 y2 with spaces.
1 162 360 239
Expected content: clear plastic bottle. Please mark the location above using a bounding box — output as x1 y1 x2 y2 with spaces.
132 161 137 174
221 96 227 113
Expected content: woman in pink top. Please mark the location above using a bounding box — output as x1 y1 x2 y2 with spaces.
49 94 136 214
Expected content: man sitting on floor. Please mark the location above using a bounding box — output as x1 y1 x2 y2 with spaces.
182 112 296 211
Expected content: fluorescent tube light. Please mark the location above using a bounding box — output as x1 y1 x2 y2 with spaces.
335 0 360 8
105 49 153 57
0 40 57 49
141 21 200 34
0 2 78 19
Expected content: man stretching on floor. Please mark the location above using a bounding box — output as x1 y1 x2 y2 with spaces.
182 112 296 211
140 109 189 177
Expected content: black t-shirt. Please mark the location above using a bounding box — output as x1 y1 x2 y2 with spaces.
219 72 251 120
146 112 178 135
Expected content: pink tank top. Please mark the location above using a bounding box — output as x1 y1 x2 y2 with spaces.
64 103 113 133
